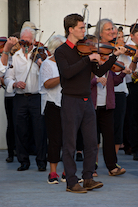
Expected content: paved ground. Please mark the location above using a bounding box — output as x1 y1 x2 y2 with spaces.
0 148 138 207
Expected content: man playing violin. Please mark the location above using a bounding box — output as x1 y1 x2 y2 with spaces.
1 27 47 171
124 23 138 161
55 13 129 193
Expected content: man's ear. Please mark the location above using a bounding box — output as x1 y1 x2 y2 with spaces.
69 27 73 34
130 33 134 39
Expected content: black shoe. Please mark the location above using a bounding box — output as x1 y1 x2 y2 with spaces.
133 152 138 161
6 156 13 163
14 150 17 157
17 164 30 171
60 172 84 183
76 152 83 161
125 148 132 155
38 164 46 171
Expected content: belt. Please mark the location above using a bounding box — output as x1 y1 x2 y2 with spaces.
16 93 39 97
24 93 33 97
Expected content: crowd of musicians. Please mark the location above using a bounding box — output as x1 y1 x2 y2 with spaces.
0 13 138 193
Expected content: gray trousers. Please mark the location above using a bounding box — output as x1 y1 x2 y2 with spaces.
61 94 98 187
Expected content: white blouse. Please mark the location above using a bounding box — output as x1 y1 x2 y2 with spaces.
96 75 107 106
39 57 62 114
114 54 128 94
0 59 7 77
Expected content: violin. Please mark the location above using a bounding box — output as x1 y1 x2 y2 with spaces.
124 44 137 56
77 37 137 57
30 46 48 63
0 37 7 51
100 55 125 72
77 37 126 72
30 40 52 63
30 30 55 63
0 37 32 49
34 41 51 56
109 40 137 57
77 38 115 56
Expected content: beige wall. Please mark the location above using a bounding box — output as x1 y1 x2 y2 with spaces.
30 0 138 43
0 0 138 148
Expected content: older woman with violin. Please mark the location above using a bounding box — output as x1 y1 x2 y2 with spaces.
91 18 132 176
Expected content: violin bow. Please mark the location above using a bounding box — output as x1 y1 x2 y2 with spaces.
97 7 101 54
107 24 120 80
112 28 120 55
125 19 138 44
87 23 131 29
24 30 44 83
43 31 55 46
96 7 101 70
82 4 89 35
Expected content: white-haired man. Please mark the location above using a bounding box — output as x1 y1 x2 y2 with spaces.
2 27 47 171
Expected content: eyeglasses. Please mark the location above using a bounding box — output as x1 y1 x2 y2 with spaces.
104 28 114 31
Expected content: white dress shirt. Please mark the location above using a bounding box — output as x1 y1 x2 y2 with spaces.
125 39 138 83
4 47 39 94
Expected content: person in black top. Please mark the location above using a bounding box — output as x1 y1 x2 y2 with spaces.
55 13 127 193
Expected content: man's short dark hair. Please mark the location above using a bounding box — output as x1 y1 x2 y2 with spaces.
130 23 138 35
64 13 84 38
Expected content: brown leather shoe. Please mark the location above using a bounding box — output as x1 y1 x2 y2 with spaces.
66 183 87 193
83 178 103 190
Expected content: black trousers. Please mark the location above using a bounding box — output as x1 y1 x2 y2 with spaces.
114 92 126 144
61 95 98 187
96 106 117 171
123 83 133 151
44 101 62 163
4 96 15 157
13 93 47 166
128 82 138 153
76 128 84 151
